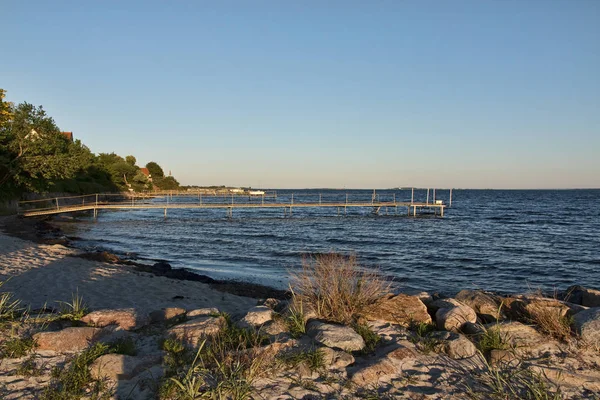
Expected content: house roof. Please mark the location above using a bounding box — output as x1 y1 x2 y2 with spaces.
140 168 150 176
61 131 73 141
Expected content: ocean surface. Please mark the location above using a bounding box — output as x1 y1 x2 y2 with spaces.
56 189 600 295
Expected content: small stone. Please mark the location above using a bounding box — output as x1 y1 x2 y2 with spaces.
167 316 225 347
362 294 432 326
187 308 219 318
150 307 186 323
436 304 477 332
320 347 355 370
573 307 600 347
34 327 106 352
81 308 149 331
239 306 273 327
307 321 365 352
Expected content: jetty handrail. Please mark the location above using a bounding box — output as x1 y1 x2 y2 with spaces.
17 189 453 217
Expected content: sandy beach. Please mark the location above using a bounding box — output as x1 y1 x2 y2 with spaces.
0 218 257 316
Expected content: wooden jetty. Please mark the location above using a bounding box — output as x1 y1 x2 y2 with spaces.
18 189 452 219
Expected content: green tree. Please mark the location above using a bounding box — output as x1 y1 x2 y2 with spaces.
145 161 164 179
156 175 180 190
125 155 136 166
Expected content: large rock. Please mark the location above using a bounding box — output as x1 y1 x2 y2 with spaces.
307 321 365 352
484 321 544 349
81 308 150 331
166 316 225 347
150 307 186 323
90 354 160 381
33 327 106 352
435 302 477 332
563 286 600 307
456 290 503 323
573 307 600 347
239 306 273 327
362 294 432 326
429 332 477 359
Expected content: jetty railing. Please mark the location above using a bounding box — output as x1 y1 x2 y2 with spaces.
17 189 453 218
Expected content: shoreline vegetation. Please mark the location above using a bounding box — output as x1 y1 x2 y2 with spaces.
1 217 600 399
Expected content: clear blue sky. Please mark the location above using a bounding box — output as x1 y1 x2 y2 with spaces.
2 0 599 189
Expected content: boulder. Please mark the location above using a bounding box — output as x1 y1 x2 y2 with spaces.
428 298 463 313
33 327 106 352
573 307 600 347
362 294 432 326
90 354 160 381
563 286 600 307
320 347 355 370
581 289 600 308
307 321 365 352
187 308 219 318
239 306 273 327
81 308 149 331
455 290 503 323
443 334 477 359
167 316 225 347
150 307 186 323
435 303 477 332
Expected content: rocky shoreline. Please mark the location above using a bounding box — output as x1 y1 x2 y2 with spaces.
0 216 599 399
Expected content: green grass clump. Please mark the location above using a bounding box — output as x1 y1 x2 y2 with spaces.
277 348 325 372
408 322 440 354
110 336 137 356
477 325 511 354
352 322 382 354
0 280 23 321
57 291 88 321
286 288 307 338
40 342 111 400
159 315 274 400
0 336 36 359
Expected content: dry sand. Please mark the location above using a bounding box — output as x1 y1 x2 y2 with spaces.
0 226 257 316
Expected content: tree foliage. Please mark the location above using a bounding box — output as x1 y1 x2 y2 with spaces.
0 89 179 200
145 161 164 178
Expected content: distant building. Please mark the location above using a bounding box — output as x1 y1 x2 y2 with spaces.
139 167 152 182
61 131 73 141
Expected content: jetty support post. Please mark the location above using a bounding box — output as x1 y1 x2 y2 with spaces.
449 188 453 208
433 188 436 203
319 193 322 205
411 188 414 204
426 189 430 205
95 193 98 207
441 206 444 217
164 208 167 218
55 197 59 211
